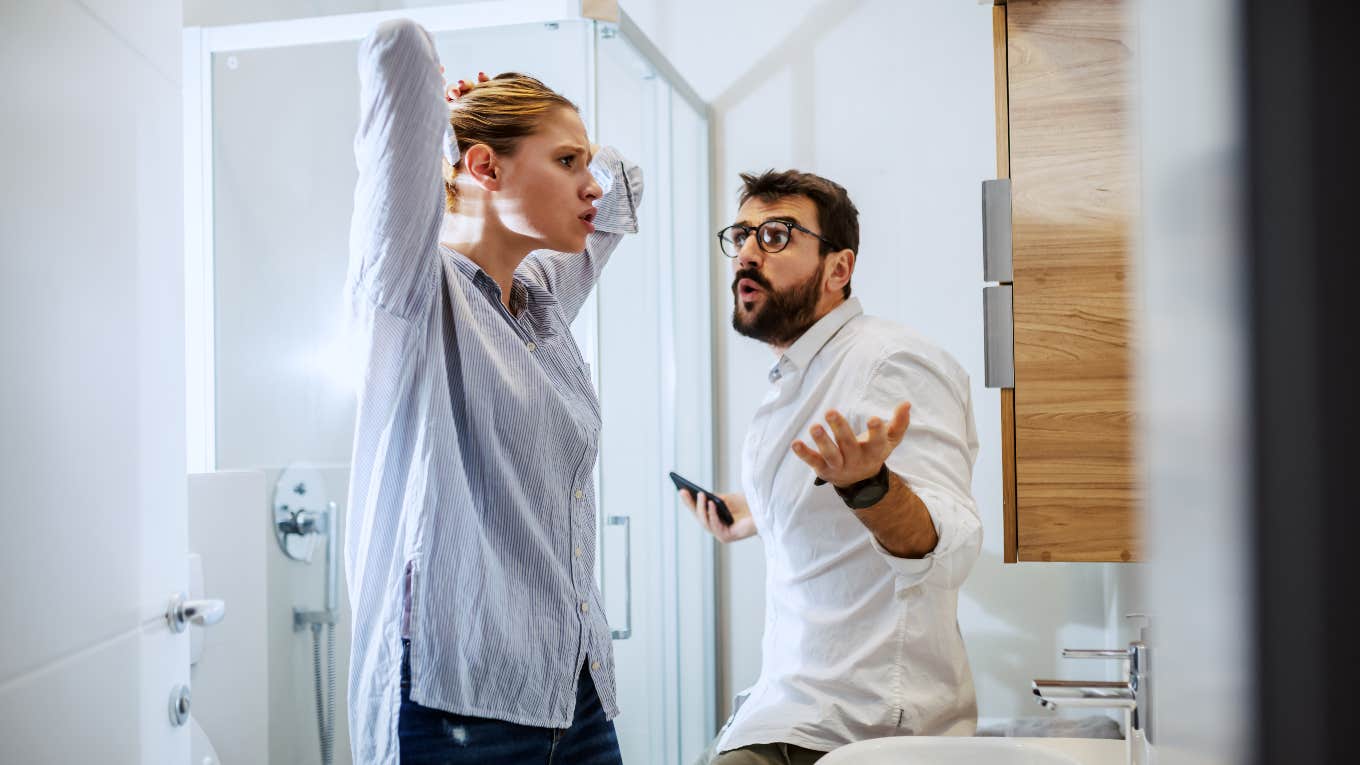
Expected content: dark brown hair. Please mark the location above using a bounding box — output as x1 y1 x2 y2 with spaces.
443 72 577 212
737 169 860 298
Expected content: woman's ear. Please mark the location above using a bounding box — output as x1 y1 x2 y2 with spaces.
461 143 501 191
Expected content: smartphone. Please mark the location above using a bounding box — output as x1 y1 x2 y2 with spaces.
668 471 734 526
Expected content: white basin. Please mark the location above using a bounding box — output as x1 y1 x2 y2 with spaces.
819 736 1127 765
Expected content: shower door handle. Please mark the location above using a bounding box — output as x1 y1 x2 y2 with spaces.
607 515 632 640
166 592 225 633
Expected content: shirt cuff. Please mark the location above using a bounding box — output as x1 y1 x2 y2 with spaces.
588 145 643 234
870 528 936 593
869 483 980 594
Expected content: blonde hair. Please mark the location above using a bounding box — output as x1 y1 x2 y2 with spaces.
443 72 577 213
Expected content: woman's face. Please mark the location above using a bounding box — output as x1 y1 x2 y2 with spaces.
492 106 602 253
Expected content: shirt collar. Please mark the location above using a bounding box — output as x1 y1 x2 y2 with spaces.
443 247 557 333
770 298 863 383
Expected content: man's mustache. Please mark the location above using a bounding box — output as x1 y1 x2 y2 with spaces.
732 268 772 294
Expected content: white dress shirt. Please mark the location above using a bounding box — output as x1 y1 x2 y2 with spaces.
717 297 983 754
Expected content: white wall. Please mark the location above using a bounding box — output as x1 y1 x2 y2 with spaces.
189 471 272 765
262 466 355 765
620 0 1120 724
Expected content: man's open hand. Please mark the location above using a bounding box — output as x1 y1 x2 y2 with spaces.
790 401 912 488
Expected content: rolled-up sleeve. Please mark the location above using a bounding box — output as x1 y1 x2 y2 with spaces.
858 349 983 592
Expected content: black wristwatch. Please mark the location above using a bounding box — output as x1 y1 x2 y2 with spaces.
816 463 891 509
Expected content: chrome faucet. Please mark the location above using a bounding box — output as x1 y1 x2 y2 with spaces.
1032 622 1152 765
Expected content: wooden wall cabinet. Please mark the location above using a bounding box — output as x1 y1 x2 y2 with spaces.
987 0 1140 563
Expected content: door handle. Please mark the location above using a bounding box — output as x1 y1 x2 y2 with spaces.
606 515 632 640
166 592 225 633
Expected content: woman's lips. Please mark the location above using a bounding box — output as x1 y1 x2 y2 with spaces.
579 209 596 233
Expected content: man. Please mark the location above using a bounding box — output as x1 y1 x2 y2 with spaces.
680 170 983 764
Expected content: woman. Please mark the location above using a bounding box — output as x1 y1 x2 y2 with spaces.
344 19 642 764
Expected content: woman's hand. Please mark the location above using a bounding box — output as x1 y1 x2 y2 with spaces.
679 489 756 543
445 70 489 102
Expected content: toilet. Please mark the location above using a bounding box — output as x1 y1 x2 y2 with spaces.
189 715 221 765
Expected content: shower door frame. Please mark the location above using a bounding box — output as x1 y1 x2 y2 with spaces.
182 1 717 761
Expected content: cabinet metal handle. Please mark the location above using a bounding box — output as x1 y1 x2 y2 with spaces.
982 178 1013 282
607 515 632 640
983 285 1015 388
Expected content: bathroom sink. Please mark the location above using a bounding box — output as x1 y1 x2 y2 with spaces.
819 736 1126 765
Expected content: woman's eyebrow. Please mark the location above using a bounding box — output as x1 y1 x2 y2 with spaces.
554 142 588 155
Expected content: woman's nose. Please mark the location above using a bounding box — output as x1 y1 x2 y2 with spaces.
584 175 603 201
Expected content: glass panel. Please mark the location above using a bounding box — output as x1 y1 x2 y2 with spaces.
211 21 591 471
212 38 361 471
593 25 673 765
667 88 715 763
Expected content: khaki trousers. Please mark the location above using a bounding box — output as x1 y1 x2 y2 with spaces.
710 742 827 765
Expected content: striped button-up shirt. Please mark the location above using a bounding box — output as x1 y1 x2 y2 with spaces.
343 19 642 764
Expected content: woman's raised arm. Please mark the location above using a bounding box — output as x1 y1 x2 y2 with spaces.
347 19 445 321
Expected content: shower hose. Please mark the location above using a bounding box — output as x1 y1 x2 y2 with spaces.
310 621 336 765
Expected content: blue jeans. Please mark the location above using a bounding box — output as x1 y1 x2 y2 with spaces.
398 640 623 764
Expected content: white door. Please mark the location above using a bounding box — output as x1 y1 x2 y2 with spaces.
0 1 189 762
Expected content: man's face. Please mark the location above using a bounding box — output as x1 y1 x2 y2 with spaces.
729 195 830 347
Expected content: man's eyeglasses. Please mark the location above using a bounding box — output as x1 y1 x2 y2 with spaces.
716 219 840 258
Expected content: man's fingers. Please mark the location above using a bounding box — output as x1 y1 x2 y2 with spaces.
886 401 912 442
809 425 843 469
698 492 719 536
791 440 830 475
701 495 722 536
863 416 888 453
825 411 859 459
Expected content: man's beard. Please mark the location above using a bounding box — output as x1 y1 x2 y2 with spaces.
730 262 824 346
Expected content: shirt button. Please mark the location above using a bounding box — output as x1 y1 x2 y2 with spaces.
526 341 537 352
574 489 584 500
580 602 589 614
574 547 583 557
591 661 601 671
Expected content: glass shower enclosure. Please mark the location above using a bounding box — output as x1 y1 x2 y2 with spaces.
183 2 716 763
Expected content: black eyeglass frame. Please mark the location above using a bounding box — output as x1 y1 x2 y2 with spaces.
716 219 841 258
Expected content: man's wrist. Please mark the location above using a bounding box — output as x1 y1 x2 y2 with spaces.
831 463 891 509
